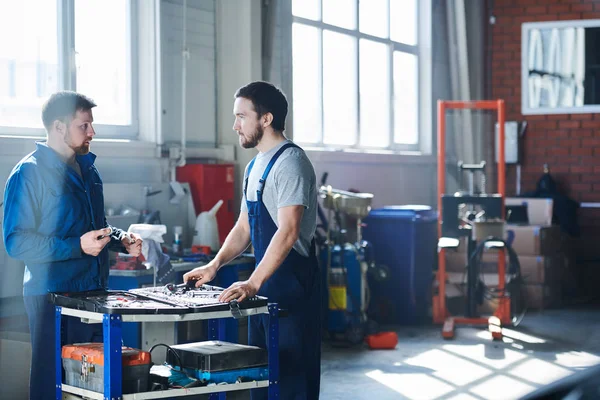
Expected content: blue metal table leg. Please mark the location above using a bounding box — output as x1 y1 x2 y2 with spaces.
208 318 227 341
55 306 62 400
268 304 279 399
103 313 123 399
208 319 227 400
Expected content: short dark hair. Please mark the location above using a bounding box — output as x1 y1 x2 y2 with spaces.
234 81 288 132
41 91 96 131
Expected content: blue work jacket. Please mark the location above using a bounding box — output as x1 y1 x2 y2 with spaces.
3 142 121 296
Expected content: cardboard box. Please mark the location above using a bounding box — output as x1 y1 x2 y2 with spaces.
506 197 553 226
442 224 562 256
505 224 562 256
445 251 565 285
519 255 564 285
523 283 562 310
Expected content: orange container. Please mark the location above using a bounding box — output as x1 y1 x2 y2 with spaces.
365 332 398 350
62 343 151 366
62 343 151 393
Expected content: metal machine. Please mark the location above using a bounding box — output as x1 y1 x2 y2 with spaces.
319 185 375 343
434 100 520 340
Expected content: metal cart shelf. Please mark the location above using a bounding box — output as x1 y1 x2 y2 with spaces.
55 303 279 400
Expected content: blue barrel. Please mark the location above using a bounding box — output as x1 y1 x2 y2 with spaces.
363 205 437 325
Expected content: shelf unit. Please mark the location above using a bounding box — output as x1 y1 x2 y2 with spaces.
55 303 279 400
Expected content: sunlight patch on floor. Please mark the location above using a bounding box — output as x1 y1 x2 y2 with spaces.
469 375 536 400
509 358 574 385
403 348 492 386
365 369 454 400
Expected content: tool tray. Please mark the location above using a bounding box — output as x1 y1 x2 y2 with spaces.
49 290 190 314
130 284 268 313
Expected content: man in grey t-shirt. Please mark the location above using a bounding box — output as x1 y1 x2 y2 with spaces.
184 81 321 399
240 139 317 257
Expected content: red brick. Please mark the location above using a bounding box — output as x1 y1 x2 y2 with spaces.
570 114 594 120
559 120 581 129
573 147 594 156
571 3 594 12
582 121 600 128
571 183 592 193
526 5 547 13
547 147 571 156
581 175 600 183
561 138 581 147
572 166 594 174
582 138 600 147
548 4 571 13
559 13 583 20
532 121 559 130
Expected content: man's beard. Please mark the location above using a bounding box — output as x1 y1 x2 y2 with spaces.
64 130 90 155
240 125 264 149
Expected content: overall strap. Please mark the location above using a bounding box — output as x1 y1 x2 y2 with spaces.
244 157 258 196
257 143 299 196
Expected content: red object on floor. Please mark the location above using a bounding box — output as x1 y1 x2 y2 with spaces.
176 163 235 245
365 332 398 350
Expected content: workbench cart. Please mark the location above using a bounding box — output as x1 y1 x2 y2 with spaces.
54 303 279 400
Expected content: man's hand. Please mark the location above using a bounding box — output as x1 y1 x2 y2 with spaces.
183 262 218 288
218 279 260 303
123 232 142 257
81 228 111 256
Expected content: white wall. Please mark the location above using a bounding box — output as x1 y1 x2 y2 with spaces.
1 0 450 300
216 0 263 213
160 0 217 146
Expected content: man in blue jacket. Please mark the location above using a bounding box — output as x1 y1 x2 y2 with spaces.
2 91 142 399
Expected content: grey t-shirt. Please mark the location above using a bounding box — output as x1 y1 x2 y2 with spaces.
241 140 317 257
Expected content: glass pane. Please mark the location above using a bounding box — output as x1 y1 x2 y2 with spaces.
292 0 320 21
75 0 131 126
390 0 417 45
323 30 357 146
359 0 387 38
292 23 322 144
359 40 390 147
393 52 418 144
0 0 58 128
323 0 356 30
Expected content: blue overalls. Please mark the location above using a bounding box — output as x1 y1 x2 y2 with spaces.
245 143 321 400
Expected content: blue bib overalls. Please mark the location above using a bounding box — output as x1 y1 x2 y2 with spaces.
245 143 321 400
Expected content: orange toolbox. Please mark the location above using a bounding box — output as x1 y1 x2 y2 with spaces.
62 343 152 394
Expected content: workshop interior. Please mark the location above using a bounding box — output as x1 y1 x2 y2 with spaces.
1 0 600 399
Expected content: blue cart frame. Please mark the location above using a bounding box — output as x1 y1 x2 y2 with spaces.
55 303 279 400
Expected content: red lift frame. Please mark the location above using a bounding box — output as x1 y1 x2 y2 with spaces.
433 100 511 340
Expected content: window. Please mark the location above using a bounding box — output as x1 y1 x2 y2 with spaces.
291 0 426 151
0 0 136 135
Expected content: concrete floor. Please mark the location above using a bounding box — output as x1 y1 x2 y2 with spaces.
2 306 599 399
319 306 600 400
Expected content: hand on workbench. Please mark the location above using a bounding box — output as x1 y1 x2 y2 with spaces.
218 279 260 303
183 262 218 287
123 233 142 257
81 228 111 256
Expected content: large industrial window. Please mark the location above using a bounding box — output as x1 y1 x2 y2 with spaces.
290 0 427 151
0 0 136 137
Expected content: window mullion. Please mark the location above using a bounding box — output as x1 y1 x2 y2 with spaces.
58 0 75 91
318 0 324 146
389 43 394 149
319 27 324 146
354 0 359 147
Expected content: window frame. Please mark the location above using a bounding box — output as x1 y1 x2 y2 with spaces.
286 0 431 154
0 0 139 139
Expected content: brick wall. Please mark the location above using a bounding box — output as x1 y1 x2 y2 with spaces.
492 0 600 262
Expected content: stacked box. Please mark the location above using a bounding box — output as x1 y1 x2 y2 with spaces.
443 224 568 310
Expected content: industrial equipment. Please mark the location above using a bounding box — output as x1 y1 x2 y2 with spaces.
319 184 376 344
434 100 523 340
